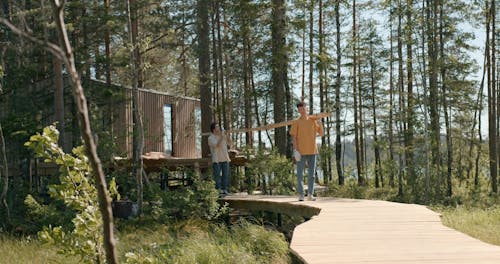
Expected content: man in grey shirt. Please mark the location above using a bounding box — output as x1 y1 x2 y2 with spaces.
208 122 231 196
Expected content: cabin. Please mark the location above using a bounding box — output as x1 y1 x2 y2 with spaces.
104 81 212 174
91 81 203 159
7 78 209 180
83 79 211 173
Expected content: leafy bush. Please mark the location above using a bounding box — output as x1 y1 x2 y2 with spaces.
23 194 75 233
245 149 295 195
152 171 227 221
25 125 119 263
326 178 399 201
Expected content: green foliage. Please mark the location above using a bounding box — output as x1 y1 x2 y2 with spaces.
121 219 290 264
23 194 75 233
245 149 295 195
149 172 227 222
24 125 118 263
326 178 400 201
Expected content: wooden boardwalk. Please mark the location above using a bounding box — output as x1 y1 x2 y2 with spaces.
221 195 500 264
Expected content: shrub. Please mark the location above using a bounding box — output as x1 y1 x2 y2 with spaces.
25 125 119 263
143 170 227 222
245 149 295 195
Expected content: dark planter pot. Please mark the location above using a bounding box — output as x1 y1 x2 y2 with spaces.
112 200 138 219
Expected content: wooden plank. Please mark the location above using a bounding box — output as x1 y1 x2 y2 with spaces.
221 195 500 264
203 112 330 136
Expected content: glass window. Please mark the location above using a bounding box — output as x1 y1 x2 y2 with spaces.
163 104 173 154
194 107 201 157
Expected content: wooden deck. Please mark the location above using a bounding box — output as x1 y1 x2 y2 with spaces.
112 152 247 173
221 195 500 264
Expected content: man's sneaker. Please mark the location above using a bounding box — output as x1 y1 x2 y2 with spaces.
307 195 316 201
298 195 304 201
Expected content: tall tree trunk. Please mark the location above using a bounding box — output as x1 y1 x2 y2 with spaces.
104 0 111 85
181 6 188 96
397 0 405 196
309 0 314 112
352 0 363 185
420 0 431 201
286 64 294 158
0 121 9 220
335 0 344 185
439 2 452 197
476 99 483 188
492 0 497 193
301 2 306 102
198 0 212 158
54 54 65 151
50 0 65 152
405 0 416 196
210 5 220 123
81 6 91 79
427 0 442 197
470 52 487 186
388 0 395 188
242 5 253 147
318 0 328 184
211 8 220 121
217 2 227 130
318 0 324 117
271 0 287 155
0 35 6 213
358 62 366 180
487 0 498 193
104 0 113 146
248 40 261 147
127 0 144 215
369 40 381 188
222 9 232 134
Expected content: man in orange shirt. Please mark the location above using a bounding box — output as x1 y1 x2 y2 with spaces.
290 102 324 201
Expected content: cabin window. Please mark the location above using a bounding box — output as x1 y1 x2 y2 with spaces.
163 104 173 154
194 107 201 157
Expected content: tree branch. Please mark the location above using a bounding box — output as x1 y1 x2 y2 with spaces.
0 18 65 61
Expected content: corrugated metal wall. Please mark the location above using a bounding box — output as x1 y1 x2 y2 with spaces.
114 88 200 158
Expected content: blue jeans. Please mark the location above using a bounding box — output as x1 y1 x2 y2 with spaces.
213 161 230 193
297 154 316 197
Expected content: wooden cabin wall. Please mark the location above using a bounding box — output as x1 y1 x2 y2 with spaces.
141 90 170 153
174 98 200 158
113 88 200 158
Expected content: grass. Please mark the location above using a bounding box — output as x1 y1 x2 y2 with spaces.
0 218 290 264
436 206 500 246
117 218 290 264
0 235 78 264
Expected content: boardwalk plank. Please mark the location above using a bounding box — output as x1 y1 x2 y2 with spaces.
222 195 500 263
